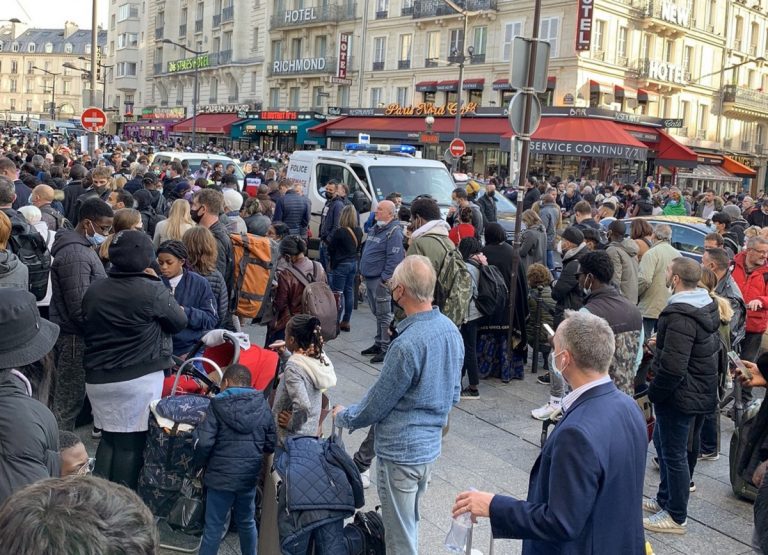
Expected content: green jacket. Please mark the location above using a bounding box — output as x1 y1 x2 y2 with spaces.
637 240 681 319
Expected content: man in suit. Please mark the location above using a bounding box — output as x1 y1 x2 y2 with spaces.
452 310 647 554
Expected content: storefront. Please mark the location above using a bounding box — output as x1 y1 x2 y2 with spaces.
124 106 186 143
230 110 326 152
170 104 247 148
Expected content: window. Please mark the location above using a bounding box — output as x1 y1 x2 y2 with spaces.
117 3 138 21
338 85 350 107
427 31 440 60
44 42 53 53
9 99 14 111
399 34 412 61
26 99 31 112
210 77 218 102
85 43 92 55
291 38 302 59
25 80 32 93
11 42 19 52
269 87 280 108
315 164 361 199
503 21 523 61
665 39 674 63
9 80 16 93
697 103 708 131
197 2 204 19
376 0 388 14
64 42 73 54
449 28 464 56
683 45 694 75
315 35 327 58
671 225 705 255
373 37 386 63
62 81 70 95
312 86 324 107
593 20 605 53
289 87 300 108
680 99 691 126
0 41 3 52
370 87 383 106
618 27 628 59
272 40 283 60
11 61 17 74
641 33 650 58
539 17 559 57
472 26 487 56
253 27 259 52
118 33 139 48
396 86 408 105
111 14 116 29
116 62 137 77
26 61 32 74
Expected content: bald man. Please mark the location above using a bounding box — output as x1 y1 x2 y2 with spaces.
30 184 70 231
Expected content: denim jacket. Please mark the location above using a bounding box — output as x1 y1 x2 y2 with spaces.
336 308 463 465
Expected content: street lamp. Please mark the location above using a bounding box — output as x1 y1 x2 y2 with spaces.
442 0 487 171
33 66 60 120
161 38 207 149
0 18 23 24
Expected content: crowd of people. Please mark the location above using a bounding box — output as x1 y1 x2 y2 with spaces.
0 131 766 555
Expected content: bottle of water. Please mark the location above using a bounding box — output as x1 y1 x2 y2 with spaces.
445 488 476 553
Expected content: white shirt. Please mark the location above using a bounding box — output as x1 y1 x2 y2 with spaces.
561 375 612 413
168 273 183 295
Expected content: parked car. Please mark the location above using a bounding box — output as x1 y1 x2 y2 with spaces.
623 216 714 261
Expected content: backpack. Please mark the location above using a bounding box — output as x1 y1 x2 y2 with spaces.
141 209 166 238
7 214 51 301
422 235 472 326
343 508 386 555
286 261 339 342
467 260 508 318
229 233 278 321
40 205 73 231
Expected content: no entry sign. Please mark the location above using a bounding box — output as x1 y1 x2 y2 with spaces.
80 107 107 132
449 138 466 157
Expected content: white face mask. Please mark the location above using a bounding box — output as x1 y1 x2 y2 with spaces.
556 241 563 255
549 350 568 384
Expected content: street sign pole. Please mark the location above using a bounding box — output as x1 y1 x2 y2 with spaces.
507 0 545 358
89 0 98 158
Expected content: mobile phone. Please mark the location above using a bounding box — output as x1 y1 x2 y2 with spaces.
728 351 753 381
543 323 555 337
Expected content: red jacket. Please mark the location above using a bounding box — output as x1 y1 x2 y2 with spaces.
731 251 768 333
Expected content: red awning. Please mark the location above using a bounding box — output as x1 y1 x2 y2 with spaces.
462 78 485 90
492 77 555 91
310 116 511 135
655 130 699 168
589 80 613 94
637 88 658 103
171 113 242 134
436 80 459 92
614 84 638 100
415 81 438 92
503 117 646 147
722 155 757 178
547 76 557 89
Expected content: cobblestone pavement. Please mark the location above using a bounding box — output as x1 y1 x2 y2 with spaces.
79 305 759 554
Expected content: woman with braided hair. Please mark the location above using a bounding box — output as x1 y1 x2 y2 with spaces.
157 240 218 356
270 314 336 449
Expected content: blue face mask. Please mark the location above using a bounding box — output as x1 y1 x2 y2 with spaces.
87 222 107 247
376 220 387 227
549 350 567 383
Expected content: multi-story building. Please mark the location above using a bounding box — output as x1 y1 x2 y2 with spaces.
0 21 106 125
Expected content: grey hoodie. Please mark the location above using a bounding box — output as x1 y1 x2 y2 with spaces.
606 238 640 305
0 250 28 291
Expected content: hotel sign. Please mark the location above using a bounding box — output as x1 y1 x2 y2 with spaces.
660 1 690 26
647 60 688 85
167 55 210 73
283 7 318 24
576 0 594 51
337 34 349 80
273 57 327 74
383 102 479 116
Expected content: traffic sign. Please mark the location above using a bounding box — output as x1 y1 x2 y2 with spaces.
449 138 466 158
81 107 107 132
509 37 551 93
507 92 542 135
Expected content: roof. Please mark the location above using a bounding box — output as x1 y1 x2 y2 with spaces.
0 28 107 56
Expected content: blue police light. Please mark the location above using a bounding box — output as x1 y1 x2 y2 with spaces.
343 143 417 155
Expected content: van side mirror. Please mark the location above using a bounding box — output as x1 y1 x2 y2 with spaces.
351 191 371 213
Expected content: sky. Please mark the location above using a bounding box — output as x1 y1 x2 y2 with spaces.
12 0 109 30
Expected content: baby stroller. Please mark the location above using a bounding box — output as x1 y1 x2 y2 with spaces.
140 356 224 553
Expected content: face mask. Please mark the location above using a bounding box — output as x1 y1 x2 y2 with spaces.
87 221 107 247
376 220 387 227
556 241 563 255
582 275 593 297
665 276 676 294
549 350 568 384
190 207 202 223
487 191 495 198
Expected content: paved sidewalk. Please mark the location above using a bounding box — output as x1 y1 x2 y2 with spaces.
80 305 758 554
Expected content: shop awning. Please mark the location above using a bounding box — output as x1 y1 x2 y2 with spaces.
462 78 485 91
310 116 509 137
637 89 658 104
233 118 319 144
172 113 242 134
614 85 638 101
677 164 742 183
722 156 757 178
492 77 556 91
621 124 698 167
589 80 613 95
436 80 459 92
415 81 438 92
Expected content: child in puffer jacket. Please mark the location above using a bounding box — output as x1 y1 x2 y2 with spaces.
193 364 276 555
271 314 337 448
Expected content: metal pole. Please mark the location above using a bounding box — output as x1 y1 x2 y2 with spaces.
88 0 98 157
50 74 56 120
451 11 468 172
531 286 543 374
102 65 107 109
507 0 542 352
192 63 199 149
357 0 369 108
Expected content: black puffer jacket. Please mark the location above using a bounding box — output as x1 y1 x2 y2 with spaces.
193 388 276 492
649 291 720 414
82 270 188 384
0 370 60 504
202 269 232 330
50 230 107 335
552 243 588 325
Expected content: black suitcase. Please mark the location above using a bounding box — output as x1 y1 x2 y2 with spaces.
728 380 763 502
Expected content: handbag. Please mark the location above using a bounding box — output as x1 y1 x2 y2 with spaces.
167 470 206 536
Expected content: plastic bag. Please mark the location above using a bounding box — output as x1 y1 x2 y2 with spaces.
167 471 205 536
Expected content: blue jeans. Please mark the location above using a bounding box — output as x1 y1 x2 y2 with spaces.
330 260 357 323
365 277 393 352
700 410 719 455
653 403 693 524
281 518 345 554
199 487 257 555
318 242 329 272
377 458 432 555
546 249 555 271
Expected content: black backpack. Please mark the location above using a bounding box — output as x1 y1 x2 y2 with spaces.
468 260 509 318
141 209 166 238
343 508 386 555
7 214 51 301
40 205 73 231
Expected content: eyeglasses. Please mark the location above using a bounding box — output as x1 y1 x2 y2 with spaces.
76 457 96 476
750 248 768 257
91 221 113 234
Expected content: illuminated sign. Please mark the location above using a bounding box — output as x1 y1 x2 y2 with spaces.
141 106 186 119
576 0 594 51
261 111 298 120
199 103 251 114
383 102 479 116
167 55 210 73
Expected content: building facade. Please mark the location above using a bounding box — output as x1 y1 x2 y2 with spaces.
0 21 106 124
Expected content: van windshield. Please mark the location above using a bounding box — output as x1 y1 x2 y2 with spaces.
368 166 455 206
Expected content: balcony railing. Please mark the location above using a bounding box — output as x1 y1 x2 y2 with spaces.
270 3 358 29
756 144 764 155
209 97 218 103
153 62 163 74
160 100 169 106
218 50 232 64
179 24 187 36
372 61 385 71
722 84 768 116
724 137 733 148
629 58 690 84
155 27 164 39
228 95 238 102
696 129 706 140
401 5 414 15
213 14 221 27
742 140 751 151
222 5 234 21
398 59 411 69
470 53 485 64
195 19 203 33
375 10 388 18
413 0 497 19
268 56 337 76
425 58 438 68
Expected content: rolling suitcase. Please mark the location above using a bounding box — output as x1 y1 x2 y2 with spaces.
728 380 763 501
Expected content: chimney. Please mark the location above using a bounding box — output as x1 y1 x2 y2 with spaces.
63 21 78 39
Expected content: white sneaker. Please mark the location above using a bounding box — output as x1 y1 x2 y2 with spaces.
531 401 561 421
643 510 687 534
360 469 371 489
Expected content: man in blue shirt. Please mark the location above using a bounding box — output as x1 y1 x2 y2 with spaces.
334 255 463 555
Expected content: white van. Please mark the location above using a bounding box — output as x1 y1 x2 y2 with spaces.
286 144 455 244
151 151 246 190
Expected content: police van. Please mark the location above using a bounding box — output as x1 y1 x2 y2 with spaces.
286 143 455 245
